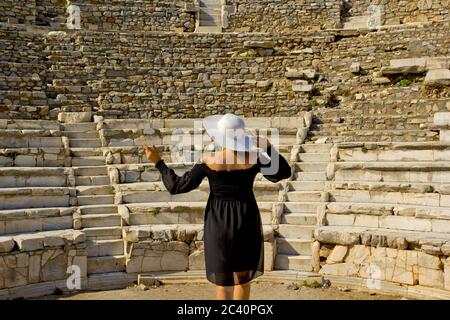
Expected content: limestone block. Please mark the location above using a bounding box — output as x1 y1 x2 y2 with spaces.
434 112 450 126
345 245 370 265
315 228 361 245
28 254 41 284
14 235 44 251
188 250 205 270
126 256 143 273
161 251 188 271
312 241 320 272
4 267 28 288
381 58 427 74
442 243 450 256
424 69 450 87
326 245 348 264
326 213 355 226
58 112 92 123
15 155 36 167
263 241 275 271
350 62 361 73
354 215 379 228
0 237 14 253
319 262 359 277
392 268 415 285
418 252 442 270
444 259 450 290
73 255 87 278
292 83 314 93
431 219 450 233
418 267 444 288
41 251 67 281
440 130 450 143
379 216 431 232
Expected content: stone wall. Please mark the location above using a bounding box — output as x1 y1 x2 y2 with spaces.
0 230 87 299
70 0 195 31
344 0 450 25
319 244 450 291
0 0 36 25
36 0 68 27
224 0 342 32
2 21 448 120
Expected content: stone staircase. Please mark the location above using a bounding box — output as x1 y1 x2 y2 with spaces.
275 142 331 272
343 16 370 29
196 0 222 33
63 122 126 276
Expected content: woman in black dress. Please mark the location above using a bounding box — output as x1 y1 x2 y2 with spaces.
143 114 291 300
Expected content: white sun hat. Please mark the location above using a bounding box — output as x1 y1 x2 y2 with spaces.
202 113 260 152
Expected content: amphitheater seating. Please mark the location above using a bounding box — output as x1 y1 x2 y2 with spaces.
0 0 449 300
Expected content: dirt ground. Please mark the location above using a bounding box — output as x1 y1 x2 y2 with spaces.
37 281 405 300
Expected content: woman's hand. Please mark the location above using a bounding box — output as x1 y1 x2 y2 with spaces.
143 144 162 164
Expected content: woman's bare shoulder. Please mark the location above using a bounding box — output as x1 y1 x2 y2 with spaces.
200 152 220 166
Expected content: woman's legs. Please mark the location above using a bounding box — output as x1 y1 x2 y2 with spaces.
216 285 234 300
215 283 251 300
233 282 251 300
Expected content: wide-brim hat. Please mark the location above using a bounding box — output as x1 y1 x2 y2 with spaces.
203 113 260 152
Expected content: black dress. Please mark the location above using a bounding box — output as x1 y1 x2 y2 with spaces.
155 146 292 286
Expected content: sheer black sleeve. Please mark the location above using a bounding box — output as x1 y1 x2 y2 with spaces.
257 145 292 183
155 160 207 195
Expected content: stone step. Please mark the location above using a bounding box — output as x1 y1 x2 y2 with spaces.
75 175 110 186
274 254 313 272
343 15 370 30
284 202 320 214
72 156 105 166
70 139 102 148
297 152 330 162
86 239 124 257
280 213 317 225
83 226 123 240
293 171 327 181
76 185 114 196
199 0 221 7
74 166 108 176
295 162 328 172
277 224 315 239
285 191 324 202
87 255 126 274
63 123 96 131
70 148 103 157
80 204 118 215
77 195 115 206
288 181 325 191
87 272 135 291
277 238 313 255
120 183 279 204
300 144 333 153
195 26 222 33
200 7 222 15
81 213 121 228
65 131 99 139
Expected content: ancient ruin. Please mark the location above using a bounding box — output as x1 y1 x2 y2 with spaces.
0 0 449 299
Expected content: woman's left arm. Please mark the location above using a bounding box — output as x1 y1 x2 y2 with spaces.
155 160 207 195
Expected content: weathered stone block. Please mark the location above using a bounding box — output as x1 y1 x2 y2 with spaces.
188 250 205 270
418 267 444 288
326 245 348 264
0 237 15 253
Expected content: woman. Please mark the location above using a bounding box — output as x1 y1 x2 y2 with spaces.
143 113 291 300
